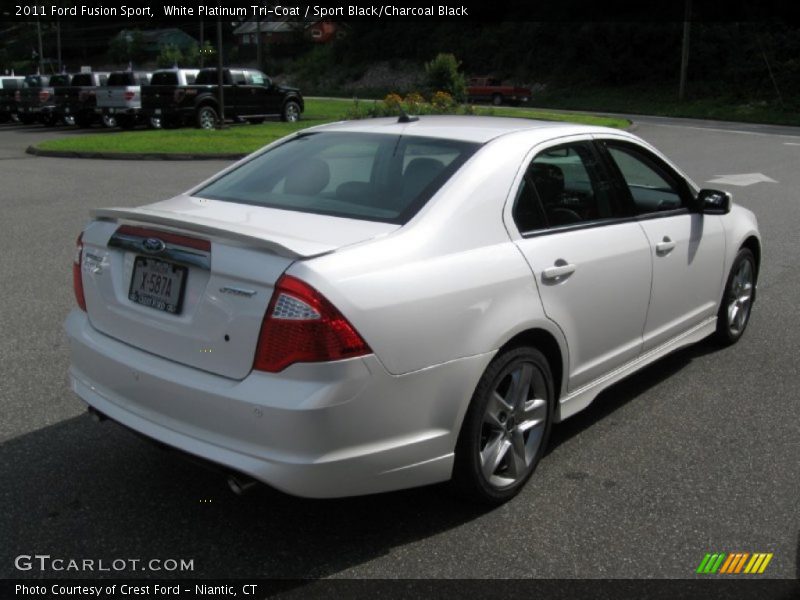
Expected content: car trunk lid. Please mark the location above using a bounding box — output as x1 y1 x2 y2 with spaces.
79 196 397 379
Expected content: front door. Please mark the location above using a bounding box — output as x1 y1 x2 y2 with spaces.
599 139 726 352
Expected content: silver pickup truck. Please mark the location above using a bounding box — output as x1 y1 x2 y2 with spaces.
95 70 152 128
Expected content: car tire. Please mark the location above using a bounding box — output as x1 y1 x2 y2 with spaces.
281 100 301 123
101 114 117 128
714 248 756 345
41 114 58 127
196 105 218 130
63 114 76 126
452 346 554 505
492 94 503 106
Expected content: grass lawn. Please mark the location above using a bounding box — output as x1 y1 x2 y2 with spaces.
34 98 629 156
535 85 800 127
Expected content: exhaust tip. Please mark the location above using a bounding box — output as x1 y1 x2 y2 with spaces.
227 474 258 496
88 407 107 423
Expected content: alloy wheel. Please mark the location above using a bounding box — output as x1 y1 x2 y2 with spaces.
480 362 548 489
727 257 754 335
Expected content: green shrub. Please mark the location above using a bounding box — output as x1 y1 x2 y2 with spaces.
424 53 466 101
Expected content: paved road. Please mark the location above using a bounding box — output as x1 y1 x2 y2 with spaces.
0 119 798 580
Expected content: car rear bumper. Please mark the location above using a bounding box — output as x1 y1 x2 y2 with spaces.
64 310 490 498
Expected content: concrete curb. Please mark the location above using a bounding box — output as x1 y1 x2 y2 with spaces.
26 146 245 161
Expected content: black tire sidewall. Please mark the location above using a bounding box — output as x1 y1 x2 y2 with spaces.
453 346 554 505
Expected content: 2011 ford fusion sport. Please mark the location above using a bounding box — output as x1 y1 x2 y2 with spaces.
65 116 760 504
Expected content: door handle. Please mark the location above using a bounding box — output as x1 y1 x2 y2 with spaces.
542 263 576 281
655 236 676 255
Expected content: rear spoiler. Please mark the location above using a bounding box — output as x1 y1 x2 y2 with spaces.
91 207 335 259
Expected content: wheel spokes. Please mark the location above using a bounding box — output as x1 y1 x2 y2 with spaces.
480 433 511 480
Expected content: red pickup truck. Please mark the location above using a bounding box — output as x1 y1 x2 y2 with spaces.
467 77 532 106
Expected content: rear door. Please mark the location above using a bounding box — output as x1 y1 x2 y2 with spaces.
598 138 726 351
510 138 653 391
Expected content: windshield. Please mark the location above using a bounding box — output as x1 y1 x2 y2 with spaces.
195 132 480 224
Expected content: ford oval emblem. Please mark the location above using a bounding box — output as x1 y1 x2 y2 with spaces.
142 238 166 253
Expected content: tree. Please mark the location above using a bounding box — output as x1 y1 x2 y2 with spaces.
156 44 184 68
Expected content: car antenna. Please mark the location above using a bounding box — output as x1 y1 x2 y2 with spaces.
397 111 418 123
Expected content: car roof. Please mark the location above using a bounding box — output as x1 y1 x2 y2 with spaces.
311 115 619 144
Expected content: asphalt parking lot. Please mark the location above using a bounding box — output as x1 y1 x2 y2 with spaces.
0 117 798 580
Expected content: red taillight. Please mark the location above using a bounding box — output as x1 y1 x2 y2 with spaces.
124 91 135 101
14 91 20 101
73 233 86 311
253 275 371 372
39 90 50 102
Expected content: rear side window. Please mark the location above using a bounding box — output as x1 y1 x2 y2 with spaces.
151 72 178 86
195 132 479 224
513 142 620 233
196 69 232 85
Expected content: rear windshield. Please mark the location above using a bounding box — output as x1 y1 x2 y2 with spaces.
23 76 45 88
108 72 134 86
108 72 148 86
71 73 93 86
50 74 71 86
151 71 178 86
195 132 480 224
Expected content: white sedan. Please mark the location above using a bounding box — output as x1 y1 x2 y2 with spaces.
65 116 760 504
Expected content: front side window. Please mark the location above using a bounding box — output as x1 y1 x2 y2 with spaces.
195 132 479 224
246 71 268 86
604 143 687 214
513 142 620 234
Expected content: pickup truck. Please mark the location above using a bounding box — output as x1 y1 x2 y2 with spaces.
466 77 532 106
140 67 303 129
15 74 72 125
96 70 152 129
0 76 24 122
55 71 109 127
140 68 198 128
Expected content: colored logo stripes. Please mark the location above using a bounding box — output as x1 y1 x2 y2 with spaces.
696 552 773 574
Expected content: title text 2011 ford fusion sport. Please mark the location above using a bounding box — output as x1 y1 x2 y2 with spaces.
65 116 760 504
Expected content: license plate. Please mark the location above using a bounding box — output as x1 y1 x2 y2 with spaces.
108 108 115 114
155 108 161 115
128 257 187 314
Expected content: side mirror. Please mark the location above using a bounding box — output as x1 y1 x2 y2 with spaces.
697 188 731 215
